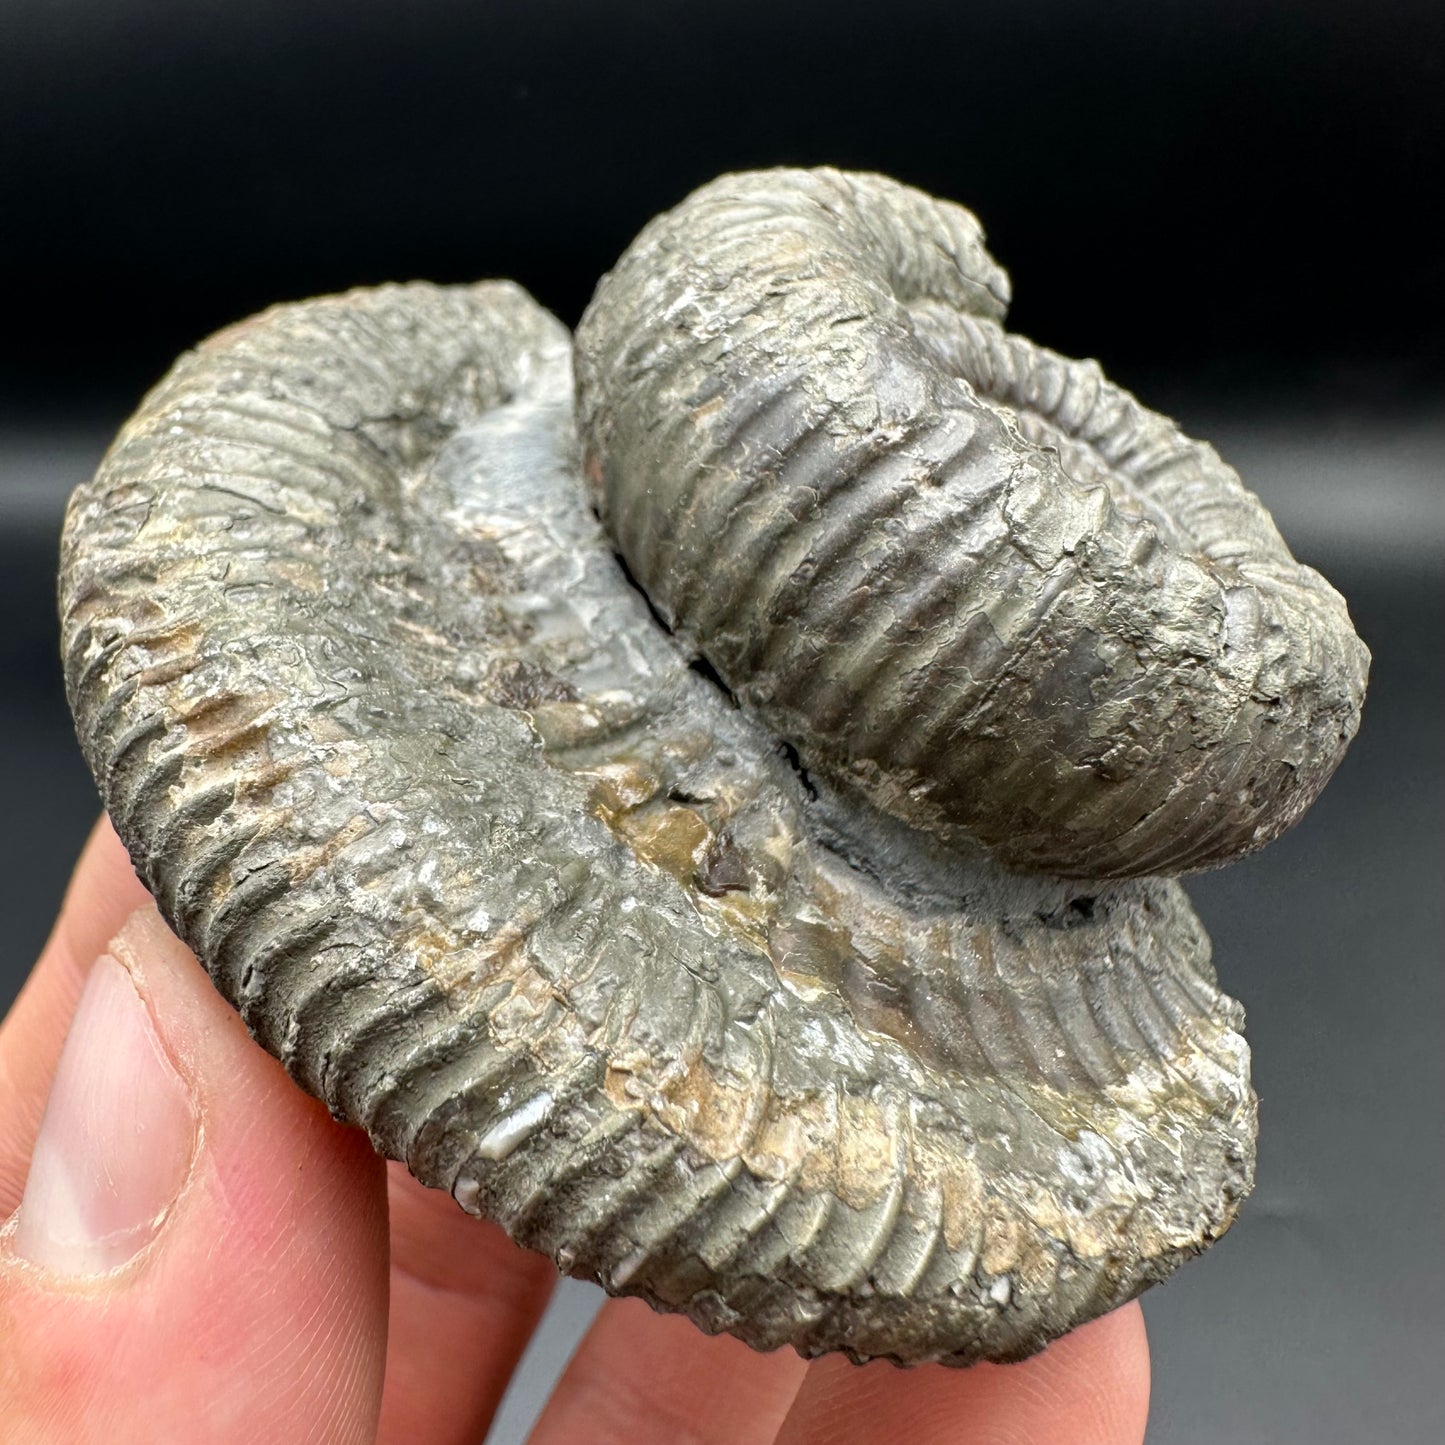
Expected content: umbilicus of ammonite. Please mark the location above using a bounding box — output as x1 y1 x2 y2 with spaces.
58 168 1367 1366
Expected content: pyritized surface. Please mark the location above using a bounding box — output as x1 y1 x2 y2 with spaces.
58 170 1364 1364
576 169 1368 879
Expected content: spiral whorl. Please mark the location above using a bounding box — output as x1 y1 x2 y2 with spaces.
56 172 1371 1363
58 277 1260 1363
576 168 1369 878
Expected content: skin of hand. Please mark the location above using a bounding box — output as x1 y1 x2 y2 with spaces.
0 818 1150 1444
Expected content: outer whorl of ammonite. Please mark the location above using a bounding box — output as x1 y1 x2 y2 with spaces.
58 171 1364 1367
575 168 1369 879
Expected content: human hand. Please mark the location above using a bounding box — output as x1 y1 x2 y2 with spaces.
0 818 1150 1443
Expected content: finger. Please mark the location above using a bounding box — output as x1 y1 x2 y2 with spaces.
0 904 391 1443
0 820 561 1445
524 1296 808 1445
774 1302 1150 1445
0 817 152 1212
377 1161 557 1445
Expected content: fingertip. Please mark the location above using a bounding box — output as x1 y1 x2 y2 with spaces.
0 817 153 1213
50 817 153 980
775 1302 1150 1445
0 900 390 1444
1027 1301 1151 1445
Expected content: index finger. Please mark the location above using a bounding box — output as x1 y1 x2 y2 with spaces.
774 1302 1149 1445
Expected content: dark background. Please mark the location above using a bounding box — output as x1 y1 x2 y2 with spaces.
2 4 1441 1442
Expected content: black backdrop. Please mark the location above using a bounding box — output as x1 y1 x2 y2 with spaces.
2 5 1442 1443
3 0 1442 416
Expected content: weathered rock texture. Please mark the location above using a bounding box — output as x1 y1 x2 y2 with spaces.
576 169 1367 879
59 169 1366 1366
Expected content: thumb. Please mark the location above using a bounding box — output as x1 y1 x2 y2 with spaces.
0 904 390 1443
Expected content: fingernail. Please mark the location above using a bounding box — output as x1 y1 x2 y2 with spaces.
12 945 196 1275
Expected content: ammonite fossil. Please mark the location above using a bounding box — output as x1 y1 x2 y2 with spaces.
59 168 1368 1365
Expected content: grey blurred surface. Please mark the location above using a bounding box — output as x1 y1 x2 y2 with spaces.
1 421 1441 1443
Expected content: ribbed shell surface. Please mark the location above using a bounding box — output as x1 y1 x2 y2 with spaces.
575 169 1369 879
54 171 1361 1367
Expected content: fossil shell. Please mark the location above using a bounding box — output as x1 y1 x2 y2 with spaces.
58 169 1366 1366
576 169 1368 879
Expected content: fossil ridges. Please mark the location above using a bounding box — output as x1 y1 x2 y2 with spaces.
576 169 1368 879
57 169 1363 1366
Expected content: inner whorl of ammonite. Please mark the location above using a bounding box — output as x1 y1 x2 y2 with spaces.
57 169 1365 1368
576 168 1369 880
